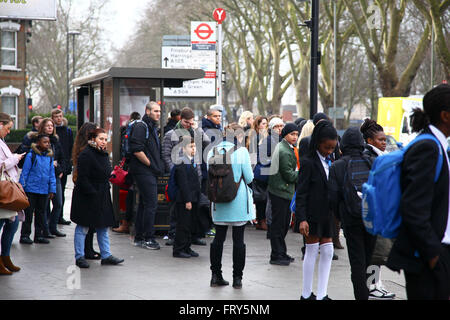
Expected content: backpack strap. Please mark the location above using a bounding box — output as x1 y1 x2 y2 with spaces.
407 134 443 182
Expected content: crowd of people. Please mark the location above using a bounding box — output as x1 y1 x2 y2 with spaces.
0 84 449 300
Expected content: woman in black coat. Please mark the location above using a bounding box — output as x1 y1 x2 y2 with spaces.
71 128 124 268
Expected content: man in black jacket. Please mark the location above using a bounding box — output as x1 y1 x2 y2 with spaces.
387 84 450 300
129 101 164 250
51 108 73 226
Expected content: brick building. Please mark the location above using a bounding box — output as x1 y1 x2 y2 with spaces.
0 20 27 129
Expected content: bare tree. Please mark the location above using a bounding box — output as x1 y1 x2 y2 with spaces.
27 0 110 113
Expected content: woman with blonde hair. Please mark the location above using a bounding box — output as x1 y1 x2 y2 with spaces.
297 120 315 151
238 111 254 131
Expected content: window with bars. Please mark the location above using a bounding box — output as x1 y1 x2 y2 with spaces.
1 31 17 68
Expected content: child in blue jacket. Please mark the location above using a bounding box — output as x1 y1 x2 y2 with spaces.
19 134 56 244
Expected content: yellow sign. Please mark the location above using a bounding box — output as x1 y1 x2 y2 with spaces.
377 97 423 142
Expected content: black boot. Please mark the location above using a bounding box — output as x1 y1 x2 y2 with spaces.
210 243 228 287
232 276 242 289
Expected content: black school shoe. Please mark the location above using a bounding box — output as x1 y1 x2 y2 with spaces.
269 258 290 266
173 251 191 258
186 248 199 257
34 237 50 244
20 236 33 244
101 255 124 265
58 218 71 225
50 230 66 237
300 293 317 300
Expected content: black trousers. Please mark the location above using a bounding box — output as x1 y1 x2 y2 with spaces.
211 224 246 277
21 193 48 239
343 221 377 300
255 201 266 221
60 173 68 218
169 200 207 240
405 244 450 300
269 192 292 260
133 173 158 242
173 203 197 254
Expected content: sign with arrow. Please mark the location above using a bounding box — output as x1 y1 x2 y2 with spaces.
161 42 215 97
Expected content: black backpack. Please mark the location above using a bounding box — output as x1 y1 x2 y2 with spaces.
342 156 373 218
15 143 31 169
207 146 243 203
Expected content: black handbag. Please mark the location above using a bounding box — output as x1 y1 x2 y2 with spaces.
252 179 267 203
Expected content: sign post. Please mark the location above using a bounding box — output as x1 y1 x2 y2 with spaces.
213 8 226 106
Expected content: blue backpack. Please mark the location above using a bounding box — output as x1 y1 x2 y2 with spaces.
362 134 443 239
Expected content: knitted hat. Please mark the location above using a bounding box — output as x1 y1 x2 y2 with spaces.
281 122 299 138
268 117 284 130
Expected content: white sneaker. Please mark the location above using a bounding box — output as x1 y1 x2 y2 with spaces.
369 288 395 300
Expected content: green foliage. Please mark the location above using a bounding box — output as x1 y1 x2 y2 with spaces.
28 112 77 126
4 129 28 143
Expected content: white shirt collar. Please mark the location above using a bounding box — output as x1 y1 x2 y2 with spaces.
429 125 449 152
368 144 386 156
316 150 326 161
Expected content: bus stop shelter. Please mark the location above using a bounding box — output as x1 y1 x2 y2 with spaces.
72 67 206 228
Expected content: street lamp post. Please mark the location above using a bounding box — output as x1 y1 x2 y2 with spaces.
67 30 81 114
298 0 320 120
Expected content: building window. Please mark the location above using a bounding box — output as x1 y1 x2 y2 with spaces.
0 95 18 129
0 86 20 129
1 31 16 68
0 21 20 71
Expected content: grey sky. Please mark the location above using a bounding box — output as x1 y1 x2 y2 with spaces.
71 0 150 51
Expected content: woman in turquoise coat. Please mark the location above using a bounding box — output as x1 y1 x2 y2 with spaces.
207 123 255 289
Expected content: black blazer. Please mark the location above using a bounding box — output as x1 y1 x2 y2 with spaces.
174 159 201 204
295 152 332 224
387 128 450 274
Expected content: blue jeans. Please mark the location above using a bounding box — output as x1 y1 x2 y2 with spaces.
0 216 19 256
44 177 63 233
74 225 111 260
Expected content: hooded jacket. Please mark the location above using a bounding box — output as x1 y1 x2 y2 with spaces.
19 143 56 195
329 127 373 225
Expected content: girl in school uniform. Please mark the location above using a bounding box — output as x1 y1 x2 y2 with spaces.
296 120 338 300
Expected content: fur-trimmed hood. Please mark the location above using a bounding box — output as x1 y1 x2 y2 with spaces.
31 143 54 157
28 131 59 141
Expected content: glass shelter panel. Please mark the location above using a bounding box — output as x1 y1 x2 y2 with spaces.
119 79 161 127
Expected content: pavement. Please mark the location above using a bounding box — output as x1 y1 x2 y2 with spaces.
0 177 407 300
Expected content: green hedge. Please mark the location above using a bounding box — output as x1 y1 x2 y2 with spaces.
28 112 77 126
4 129 28 143
5 127 78 143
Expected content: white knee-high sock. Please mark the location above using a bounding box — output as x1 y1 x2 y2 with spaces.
317 242 334 300
302 243 319 298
